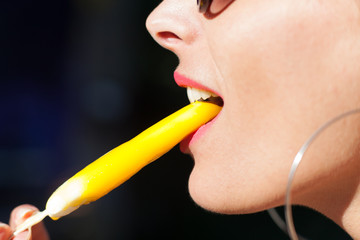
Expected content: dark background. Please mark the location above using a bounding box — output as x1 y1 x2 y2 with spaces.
0 1 351 239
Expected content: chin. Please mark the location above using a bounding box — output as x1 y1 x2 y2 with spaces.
187 166 283 215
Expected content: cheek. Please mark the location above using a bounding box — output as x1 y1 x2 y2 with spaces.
207 1 334 87
189 1 360 213
204 0 360 144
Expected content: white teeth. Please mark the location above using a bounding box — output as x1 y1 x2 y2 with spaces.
187 87 219 103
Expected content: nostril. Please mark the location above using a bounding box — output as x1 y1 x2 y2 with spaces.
157 31 181 43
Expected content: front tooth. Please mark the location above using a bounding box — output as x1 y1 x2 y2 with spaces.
199 89 212 100
191 88 204 101
187 87 195 103
187 87 218 103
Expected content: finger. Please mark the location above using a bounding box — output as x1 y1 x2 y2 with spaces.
13 230 30 240
30 221 49 240
10 205 50 240
0 223 12 240
9 205 38 229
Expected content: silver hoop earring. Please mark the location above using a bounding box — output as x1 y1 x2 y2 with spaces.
286 108 360 239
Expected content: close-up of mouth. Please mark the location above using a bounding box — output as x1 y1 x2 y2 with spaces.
174 72 224 153
187 87 224 107
174 72 224 107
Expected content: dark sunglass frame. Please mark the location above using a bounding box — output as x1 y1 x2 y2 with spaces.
197 0 212 13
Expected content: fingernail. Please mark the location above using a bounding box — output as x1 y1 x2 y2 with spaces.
14 209 35 226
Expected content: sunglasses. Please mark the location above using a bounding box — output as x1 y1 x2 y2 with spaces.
197 0 234 14
197 0 212 13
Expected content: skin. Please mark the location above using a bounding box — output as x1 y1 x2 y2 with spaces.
0 205 49 240
146 0 360 238
3 0 360 239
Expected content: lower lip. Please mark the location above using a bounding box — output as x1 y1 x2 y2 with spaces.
179 113 220 153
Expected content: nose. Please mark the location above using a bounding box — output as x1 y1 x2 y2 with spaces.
146 1 198 52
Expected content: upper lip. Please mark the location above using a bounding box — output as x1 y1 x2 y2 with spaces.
173 72 222 98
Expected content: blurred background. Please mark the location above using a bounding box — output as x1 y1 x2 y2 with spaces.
0 0 351 239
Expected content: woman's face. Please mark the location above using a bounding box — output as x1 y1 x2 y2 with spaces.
146 0 360 215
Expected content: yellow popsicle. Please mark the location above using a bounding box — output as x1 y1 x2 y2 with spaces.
47 101 221 219
13 101 221 236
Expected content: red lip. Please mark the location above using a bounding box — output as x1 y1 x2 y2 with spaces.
174 71 222 153
173 72 222 97
179 113 220 153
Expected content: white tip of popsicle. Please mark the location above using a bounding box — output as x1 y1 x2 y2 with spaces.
46 179 84 219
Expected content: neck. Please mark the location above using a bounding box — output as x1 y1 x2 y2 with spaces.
341 187 360 240
298 160 360 239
